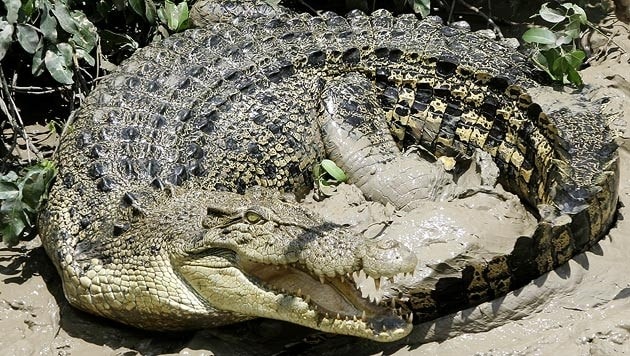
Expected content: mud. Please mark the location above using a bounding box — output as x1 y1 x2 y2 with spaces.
1 9 630 356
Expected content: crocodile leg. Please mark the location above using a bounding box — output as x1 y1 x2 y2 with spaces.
319 72 457 209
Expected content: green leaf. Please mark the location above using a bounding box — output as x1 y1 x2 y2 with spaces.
57 42 74 65
412 0 431 17
0 20 14 61
129 0 146 17
0 182 20 200
2 0 20 24
539 2 566 23
51 2 79 35
161 0 189 32
1 213 26 246
565 65 583 87
75 48 95 66
175 1 189 31
145 0 158 24
522 27 557 45
534 49 563 81
564 49 586 69
20 160 56 210
0 171 19 183
561 3 587 24
16 24 40 54
45 47 74 84
40 7 58 42
320 159 347 182
31 45 45 76
555 33 573 46
20 0 36 18
164 1 178 31
69 10 97 52
551 56 569 74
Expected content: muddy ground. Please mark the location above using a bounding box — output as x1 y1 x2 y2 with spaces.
1 7 630 356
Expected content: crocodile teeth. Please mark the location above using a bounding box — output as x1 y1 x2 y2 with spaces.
305 294 311 303
340 275 345 283
319 276 325 284
388 276 395 283
374 277 381 290
361 310 366 321
391 297 397 308
296 288 302 296
407 312 414 323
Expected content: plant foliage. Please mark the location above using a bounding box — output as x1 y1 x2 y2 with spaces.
0 160 56 246
0 0 191 85
522 2 590 86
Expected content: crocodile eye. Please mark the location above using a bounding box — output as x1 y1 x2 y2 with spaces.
244 211 262 224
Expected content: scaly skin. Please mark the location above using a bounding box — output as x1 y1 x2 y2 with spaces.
39 1 619 342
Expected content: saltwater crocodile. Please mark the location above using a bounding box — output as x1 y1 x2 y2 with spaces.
38 0 619 342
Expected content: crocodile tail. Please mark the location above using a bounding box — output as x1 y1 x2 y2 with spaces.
385 56 619 319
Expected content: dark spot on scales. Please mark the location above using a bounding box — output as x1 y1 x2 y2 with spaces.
152 114 167 129
197 111 219 135
381 87 399 106
248 142 262 157
151 178 165 190
374 47 389 58
127 76 141 89
122 158 140 177
389 48 403 62
344 115 363 126
62 173 74 188
308 50 326 66
121 127 139 141
123 192 139 207
147 159 161 177
176 109 193 122
89 144 105 158
489 76 510 91
480 96 499 117
226 137 238 151
250 111 267 125
445 103 462 116
395 106 409 117
178 78 191 89
376 68 390 81
433 87 451 98
89 162 107 178
436 57 459 77
147 80 160 92
186 143 204 159
263 162 277 177
167 165 189 186
75 132 91 149
97 177 114 192
187 66 205 78
342 48 361 63
113 223 130 236
79 217 91 229
189 160 206 176
527 103 544 120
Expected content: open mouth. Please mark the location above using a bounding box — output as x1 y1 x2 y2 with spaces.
239 257 413 335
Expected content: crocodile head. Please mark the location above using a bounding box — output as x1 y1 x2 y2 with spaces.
167 187 417 341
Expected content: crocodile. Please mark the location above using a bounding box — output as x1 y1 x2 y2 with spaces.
38 0 619 343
